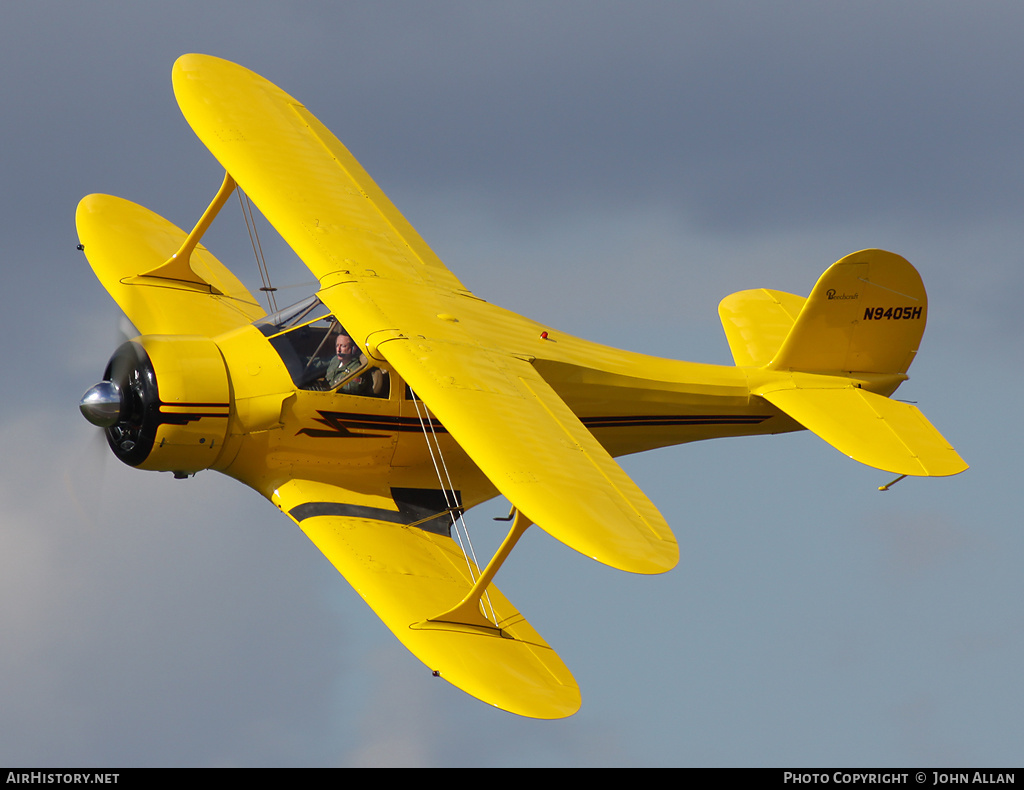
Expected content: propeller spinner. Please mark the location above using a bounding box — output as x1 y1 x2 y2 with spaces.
79 381 122 427
79 341 159 465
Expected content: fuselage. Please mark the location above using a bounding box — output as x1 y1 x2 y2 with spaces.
200 296 803 513
89 291 907 520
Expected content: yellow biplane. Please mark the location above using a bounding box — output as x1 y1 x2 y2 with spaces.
77 54 967 719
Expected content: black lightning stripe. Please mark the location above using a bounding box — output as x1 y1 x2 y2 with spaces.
297 410 446 438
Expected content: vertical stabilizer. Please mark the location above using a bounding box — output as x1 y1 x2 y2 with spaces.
769 249 927 375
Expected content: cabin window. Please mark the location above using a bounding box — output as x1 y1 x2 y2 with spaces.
254 297 389 397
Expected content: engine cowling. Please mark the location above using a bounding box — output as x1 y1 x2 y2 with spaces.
80 337 231 476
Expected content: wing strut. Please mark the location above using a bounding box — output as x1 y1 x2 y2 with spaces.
408 391 536 634
136 171 236 289
417 509 533 634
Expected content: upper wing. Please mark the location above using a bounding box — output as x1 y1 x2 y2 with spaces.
172 54 469 295
76 193 265 336
272 479 580 719
376 331 678 574
174 54 677 574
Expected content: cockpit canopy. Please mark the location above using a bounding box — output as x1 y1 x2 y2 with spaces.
254 296 388 397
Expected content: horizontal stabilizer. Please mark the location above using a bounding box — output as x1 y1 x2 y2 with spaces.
274 480 580 719
758 385 967 477
719 289 806 367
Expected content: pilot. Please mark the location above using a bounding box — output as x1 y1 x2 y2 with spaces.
326 333 369 393
326 332 375 395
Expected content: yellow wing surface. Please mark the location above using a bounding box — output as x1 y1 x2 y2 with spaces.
272 480 580 719
171 56 468 295
76 193 265 336
377 334 677 573
173 53 677 575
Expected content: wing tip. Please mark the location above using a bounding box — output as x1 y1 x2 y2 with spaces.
586 533 679 575
173 52 223 73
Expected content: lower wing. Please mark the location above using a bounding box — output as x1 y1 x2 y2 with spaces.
272 479 581 719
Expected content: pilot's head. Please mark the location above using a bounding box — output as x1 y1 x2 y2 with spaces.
335 333 358 360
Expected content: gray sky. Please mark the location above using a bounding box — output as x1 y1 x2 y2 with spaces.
2 1 1021 767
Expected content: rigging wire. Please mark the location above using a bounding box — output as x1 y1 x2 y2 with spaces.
409 392 470 557
236 188 279 313
409 390 498 624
